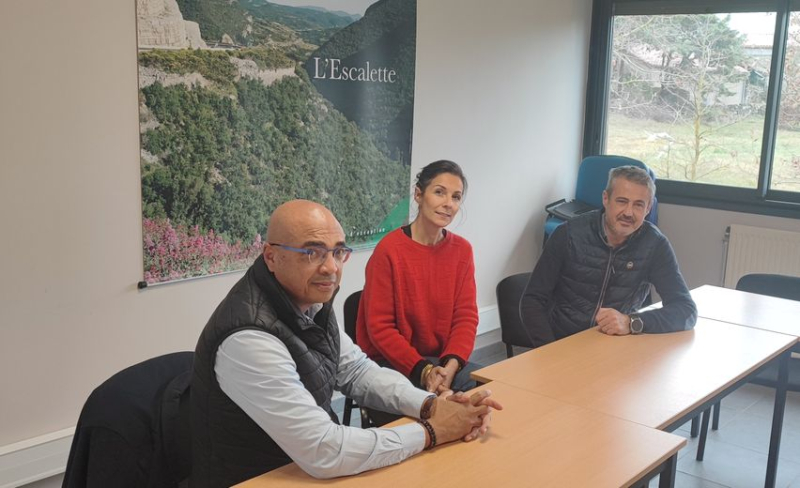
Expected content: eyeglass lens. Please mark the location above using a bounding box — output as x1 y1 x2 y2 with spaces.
309 247 351 263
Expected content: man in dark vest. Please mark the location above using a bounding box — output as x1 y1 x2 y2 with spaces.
191 200 501 487
521 166 697 347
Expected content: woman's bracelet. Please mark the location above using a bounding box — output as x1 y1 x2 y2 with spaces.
418 419 437 450
420 363 434 385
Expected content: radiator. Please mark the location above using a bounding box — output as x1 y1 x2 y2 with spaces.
723 224 800 288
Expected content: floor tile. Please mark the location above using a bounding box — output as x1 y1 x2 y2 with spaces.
721 383 773 412
674 432 701 462
677 436 800 488
480 351 510 367
787 470 800 487
650 471 730 488
471 343 506 362
675 405 741 437
673 471 730 488
710 405 743 431
744 391 800 428
675 416 696 435
704 410 800 462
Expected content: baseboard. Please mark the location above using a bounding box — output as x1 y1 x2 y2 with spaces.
476 304 499 335
0 427 73 488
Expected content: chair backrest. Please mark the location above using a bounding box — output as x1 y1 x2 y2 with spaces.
496 273 535 349
735 274 800 301
575 155 658 225
343 290 363 343
63 352 194 488
160 369 192 485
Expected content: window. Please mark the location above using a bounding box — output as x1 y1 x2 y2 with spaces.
584 0 800 217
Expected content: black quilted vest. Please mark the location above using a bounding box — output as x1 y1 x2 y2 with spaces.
550 211 663 340
190 257 340 488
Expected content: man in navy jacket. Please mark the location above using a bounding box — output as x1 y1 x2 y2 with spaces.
521 166 697 347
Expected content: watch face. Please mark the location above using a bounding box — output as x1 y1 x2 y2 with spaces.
631 317 643 334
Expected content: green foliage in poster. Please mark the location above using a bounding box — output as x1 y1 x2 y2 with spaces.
139 48 294 90
175 0 250 44
140 64 407 246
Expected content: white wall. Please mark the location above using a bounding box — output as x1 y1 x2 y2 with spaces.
658 204 800 289
0 0 245 448
410 0 592 310
0 0 593 455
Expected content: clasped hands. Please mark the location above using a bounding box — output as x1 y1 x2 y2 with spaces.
423 358 459 394
428 389 503 446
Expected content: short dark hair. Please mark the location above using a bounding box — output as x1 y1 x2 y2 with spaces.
414 160 468 195
605 165 655 202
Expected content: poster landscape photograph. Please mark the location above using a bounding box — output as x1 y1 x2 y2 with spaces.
136 0 416 284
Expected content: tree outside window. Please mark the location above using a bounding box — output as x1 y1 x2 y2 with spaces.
607 13 775 189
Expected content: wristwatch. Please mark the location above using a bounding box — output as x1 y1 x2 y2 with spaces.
629 314 644 335
420 394 437 419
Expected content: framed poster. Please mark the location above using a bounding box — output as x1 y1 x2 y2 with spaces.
136 0 415 285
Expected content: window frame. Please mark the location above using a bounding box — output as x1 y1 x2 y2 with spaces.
583 0 800 219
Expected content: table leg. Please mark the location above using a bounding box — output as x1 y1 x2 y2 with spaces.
658 453 678 488
690 415 699 437
764 351 789 488
696 408 711 461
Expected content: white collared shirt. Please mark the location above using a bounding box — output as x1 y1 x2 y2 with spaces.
215 324 430 479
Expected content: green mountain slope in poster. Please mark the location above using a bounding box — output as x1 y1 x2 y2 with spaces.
304 0 416 166
176 0 358 48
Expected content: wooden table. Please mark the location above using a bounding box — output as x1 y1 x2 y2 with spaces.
689 284 800 484
472 317 795 488
235 381 686 488
691 284 800 338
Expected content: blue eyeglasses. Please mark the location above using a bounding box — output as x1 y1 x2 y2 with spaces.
269 243 353 265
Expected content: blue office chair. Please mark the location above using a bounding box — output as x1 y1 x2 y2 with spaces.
544 155 658 242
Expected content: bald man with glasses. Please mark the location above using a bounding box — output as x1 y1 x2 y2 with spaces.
190 200 501 488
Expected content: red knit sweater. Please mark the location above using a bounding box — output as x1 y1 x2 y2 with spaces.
356 228 479 378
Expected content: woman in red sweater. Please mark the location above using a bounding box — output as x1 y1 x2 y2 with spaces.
357 160 480 395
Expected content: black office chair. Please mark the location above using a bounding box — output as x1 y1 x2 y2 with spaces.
496 272 536 358
737 273 800 302
695 273 800 461
63 352 193 488
342 290 373 428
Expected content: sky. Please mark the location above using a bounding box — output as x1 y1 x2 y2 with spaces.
266 0 377 16
725 12 776 46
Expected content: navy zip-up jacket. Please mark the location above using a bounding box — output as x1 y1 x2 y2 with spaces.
521 210 697 347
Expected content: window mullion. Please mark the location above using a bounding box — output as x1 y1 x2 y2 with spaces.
758 0 790 196
583 0 615 158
